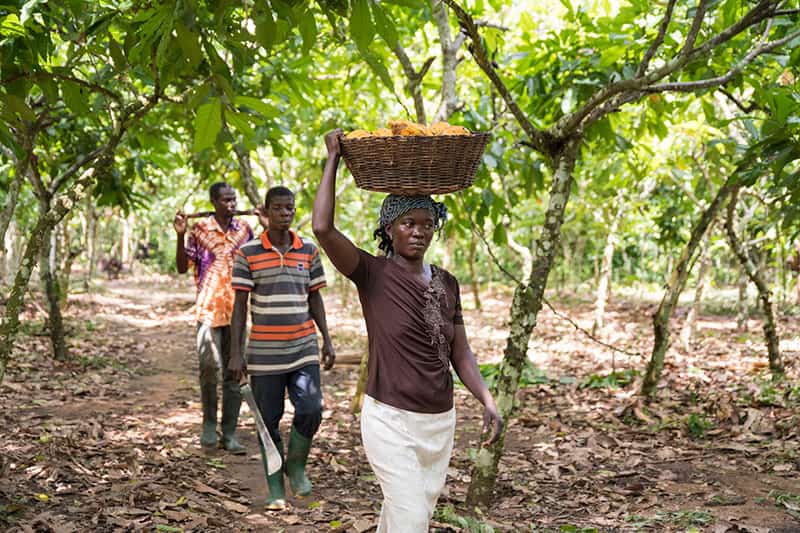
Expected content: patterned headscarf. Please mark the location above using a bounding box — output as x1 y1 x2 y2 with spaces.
374 194 448 256
378 194 447 229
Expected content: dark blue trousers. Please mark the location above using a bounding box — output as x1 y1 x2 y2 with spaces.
251 364 323 449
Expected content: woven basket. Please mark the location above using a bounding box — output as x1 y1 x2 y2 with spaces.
340 132 491 195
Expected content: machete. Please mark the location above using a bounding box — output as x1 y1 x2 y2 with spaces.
240 383 283 475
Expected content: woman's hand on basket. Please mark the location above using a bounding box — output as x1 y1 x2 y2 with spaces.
325 128 343 157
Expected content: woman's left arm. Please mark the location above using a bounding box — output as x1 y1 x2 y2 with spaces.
451 325 503 445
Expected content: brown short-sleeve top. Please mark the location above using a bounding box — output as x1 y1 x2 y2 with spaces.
347 249 464 413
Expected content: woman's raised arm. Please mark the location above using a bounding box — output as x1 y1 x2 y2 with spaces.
312 129 361 277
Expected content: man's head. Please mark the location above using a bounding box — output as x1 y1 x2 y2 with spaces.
373 194 447 257
264 186 295 231
209 182 236 218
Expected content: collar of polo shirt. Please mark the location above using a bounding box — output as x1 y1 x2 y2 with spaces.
260 230 303 252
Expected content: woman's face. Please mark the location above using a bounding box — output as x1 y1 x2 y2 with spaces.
387 208 435 260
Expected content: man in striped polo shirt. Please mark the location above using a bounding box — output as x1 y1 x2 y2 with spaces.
229 186 335 510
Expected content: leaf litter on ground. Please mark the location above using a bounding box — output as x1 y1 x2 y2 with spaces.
1 277 799 531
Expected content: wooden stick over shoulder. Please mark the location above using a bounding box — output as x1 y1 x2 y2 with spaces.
184 209 257 219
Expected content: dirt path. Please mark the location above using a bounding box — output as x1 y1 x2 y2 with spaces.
2 277 800 532
2 278 381 532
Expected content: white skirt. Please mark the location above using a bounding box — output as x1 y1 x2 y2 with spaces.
361 395 456 533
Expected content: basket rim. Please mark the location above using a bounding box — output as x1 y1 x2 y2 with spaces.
341 131 491 143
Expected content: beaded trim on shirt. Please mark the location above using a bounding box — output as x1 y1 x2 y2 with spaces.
423 266 451 370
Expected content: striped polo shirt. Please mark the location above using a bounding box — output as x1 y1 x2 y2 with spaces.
231 230 326 375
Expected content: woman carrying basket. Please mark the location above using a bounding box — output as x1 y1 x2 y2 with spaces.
312 129 503 532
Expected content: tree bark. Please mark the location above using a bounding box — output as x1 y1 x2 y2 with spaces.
737 268 749 331
0 171 25 252
680 227 713 351
233 144 262 207
467 138 579 506
467 238 482 310
84 201 98 289
121 213 133 267
775 231 786 307
1 168 96 383
431 0 462 121
39 226 68 361
558 239 570 293
725 187 783 379
640 173 739 397
59 211 85 306
571 235 586 288
592 199 625 335
2 221 21 286
30 156 70 361
350 351 369 415
0 131 34 248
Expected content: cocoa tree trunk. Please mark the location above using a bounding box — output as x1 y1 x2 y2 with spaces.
121 213 133 267
467 138 579 506
571 235 586 288
84 201 98 289
737 269 750 331
350 351 369 415
0 168 96 383
725 187 783 379
431 0 461 121
0 172 25 252
467 238 482 311
39 226 68 361
680 225 714 351
775 231 786 307
640 173 738 397
593 199 625 335
2 221 20 286
233 144 262 207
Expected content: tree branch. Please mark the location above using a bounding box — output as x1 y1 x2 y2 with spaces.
48 87 161 195
637 0 678 76
451 31 467 52
506 231 533 280
441 0 552 155
647 28 800 92
556 0 781 136
391 42 431 124
690 145 714 194
475 20 510 31
431 0 459 122
28 154 48 204
717 87 764 113
685 0 777 61
2 71 122 102
541 298 644 358
580 90 645 128
456 195 521 285
679 0 710 57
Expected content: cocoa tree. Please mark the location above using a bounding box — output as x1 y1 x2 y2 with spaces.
439 0 800 504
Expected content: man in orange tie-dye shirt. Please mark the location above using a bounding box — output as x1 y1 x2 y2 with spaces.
174 182 254 453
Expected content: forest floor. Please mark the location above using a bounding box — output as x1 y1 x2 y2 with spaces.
1 275 800 533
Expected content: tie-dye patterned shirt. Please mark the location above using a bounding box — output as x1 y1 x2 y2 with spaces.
186 216 254 327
